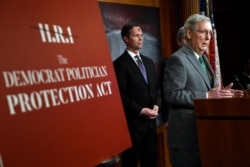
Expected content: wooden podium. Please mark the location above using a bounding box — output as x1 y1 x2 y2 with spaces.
194 97 250 167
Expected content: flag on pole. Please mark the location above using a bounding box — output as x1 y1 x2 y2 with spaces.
199 0 222 86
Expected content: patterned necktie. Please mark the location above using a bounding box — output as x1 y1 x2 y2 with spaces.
135 55 148 84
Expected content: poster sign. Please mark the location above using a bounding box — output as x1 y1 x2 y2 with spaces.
0 0 131 166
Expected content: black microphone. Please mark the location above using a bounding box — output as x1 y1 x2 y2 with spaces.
233 75 249 97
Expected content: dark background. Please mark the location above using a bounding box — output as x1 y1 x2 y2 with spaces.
213 0 247 87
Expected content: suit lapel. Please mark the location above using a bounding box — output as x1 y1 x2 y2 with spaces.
184 47 212 89
202 55 215 86
124 51 148 85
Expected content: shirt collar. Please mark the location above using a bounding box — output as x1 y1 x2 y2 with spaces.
127 50 140 61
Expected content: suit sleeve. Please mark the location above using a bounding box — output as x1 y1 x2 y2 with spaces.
113 59 143 117
163 55 207 108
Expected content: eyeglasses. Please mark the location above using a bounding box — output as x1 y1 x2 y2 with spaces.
195 30 214 37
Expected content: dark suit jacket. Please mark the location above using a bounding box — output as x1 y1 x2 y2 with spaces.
163 44 218 150
113 50 159 141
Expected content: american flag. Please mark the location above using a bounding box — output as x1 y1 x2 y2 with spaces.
199 0 222 86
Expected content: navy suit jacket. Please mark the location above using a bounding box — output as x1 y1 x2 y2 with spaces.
113 50 159 141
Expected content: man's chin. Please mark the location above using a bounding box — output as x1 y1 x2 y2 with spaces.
200 47 208 52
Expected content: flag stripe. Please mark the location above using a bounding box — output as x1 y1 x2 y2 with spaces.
199 0 222 86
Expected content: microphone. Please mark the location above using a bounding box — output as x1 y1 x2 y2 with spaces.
233 75 249 97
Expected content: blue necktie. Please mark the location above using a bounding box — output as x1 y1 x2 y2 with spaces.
135 55 148 84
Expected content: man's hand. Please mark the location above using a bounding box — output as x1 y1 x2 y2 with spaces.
140 105 159 119
208 82 244 98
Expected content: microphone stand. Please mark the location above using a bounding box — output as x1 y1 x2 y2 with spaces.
234 75 249 97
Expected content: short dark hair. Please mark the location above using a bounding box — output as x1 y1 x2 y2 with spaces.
121 22 142 39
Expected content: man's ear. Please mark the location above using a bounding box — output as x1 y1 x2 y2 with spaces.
123 36 129 43
186 29 192 39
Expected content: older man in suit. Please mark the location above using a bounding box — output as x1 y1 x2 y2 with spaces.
162 14 244 167
113 22 160 167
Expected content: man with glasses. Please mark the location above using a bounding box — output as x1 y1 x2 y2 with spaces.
162 14 243 167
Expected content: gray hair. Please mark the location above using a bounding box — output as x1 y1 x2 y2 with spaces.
177 26 185 42
184 13 211 31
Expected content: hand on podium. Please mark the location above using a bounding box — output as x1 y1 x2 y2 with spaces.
208 82 244 98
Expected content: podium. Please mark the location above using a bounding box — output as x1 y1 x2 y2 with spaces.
194 97 250 167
